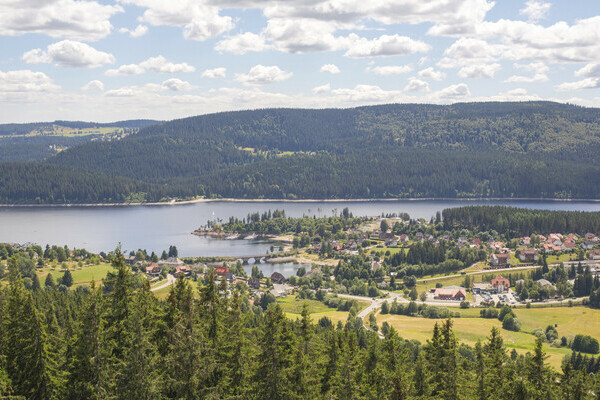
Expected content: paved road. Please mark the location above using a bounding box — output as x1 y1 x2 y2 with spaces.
150 274 175 292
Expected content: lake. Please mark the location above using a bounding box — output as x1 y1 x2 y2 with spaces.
0 199 598 257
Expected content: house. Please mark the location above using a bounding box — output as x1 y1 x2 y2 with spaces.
158 257 183 267
385 238 398 246
248 277 261 289
434 287 466 301
371 261 382 271
581 240 596 250
457 236 468 247
379 232 395 241
536 279 553 287
215 266 229 277
563 241 575 250
270 283 290 298
271 271 287 284
471 238 482 246
173 265 191 278
124 255 136 265
225 273 236 283
519 237 531 246
146 263 161 278
490 253 511 268
542 243 562 253
415 232 424 241
491 275 510 293
519 249 539 262
589 250 600 260
399 234 409 243
472 282 493 294
304 267 323 278
332 243 344 252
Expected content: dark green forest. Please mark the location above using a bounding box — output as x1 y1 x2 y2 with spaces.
1 250 600 400
1 101 600 203
442 206 600 236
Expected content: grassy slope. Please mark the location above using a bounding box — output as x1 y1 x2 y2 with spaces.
377 306 600 369
37 263 113 286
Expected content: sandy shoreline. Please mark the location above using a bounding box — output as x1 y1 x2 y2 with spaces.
0 196 599 208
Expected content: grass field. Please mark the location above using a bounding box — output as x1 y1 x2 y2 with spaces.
377 305 600 369
37 263 113 286
278 295 369 325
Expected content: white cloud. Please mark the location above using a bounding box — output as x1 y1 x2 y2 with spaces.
556 78 600 91
312 83 331 94
215 32 270 54
320 64 340 74
437 83 470 99
418 67 446 80
161 78 193 91
331 84 404 102
22 40 115 68
105 56 195 76
505 62 549 83
366 65 412 75
0 70 60 92
235 65 293 86
519 0 551 23
0 0 122 41
82 80 104 91
458 63 501 78
404 78 430 92
119 24 148 38
575 63 600 78
263 18 350 53
117 0 233 41
202 68 226 79
345 34 430 58
105 64 146 76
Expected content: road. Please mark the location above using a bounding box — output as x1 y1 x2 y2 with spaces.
150 274 175 292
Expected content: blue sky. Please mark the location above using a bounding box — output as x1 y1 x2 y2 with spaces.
1 0 600 122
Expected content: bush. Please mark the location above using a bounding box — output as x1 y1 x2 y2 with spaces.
502 315 521 332
480 308 499 319
460 301 470 309
532 327 546 340
571 334 599 354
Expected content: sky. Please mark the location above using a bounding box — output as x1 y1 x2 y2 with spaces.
1 0 600 123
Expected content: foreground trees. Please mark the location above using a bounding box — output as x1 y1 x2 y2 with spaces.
0 250 599 399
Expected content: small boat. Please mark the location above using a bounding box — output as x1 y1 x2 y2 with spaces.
225 234 240 240
244 233 257 240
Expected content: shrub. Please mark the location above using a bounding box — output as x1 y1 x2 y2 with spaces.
502 315 521 332
459 301 470 309
571 334 600 354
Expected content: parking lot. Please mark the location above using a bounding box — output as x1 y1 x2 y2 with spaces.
475 290 519 305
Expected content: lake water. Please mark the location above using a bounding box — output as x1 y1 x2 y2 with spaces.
0 199 598 258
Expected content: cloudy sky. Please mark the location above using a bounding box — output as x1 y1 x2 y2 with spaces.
1 0 600 122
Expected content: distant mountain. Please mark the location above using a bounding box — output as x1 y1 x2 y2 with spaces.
1 102 599 204
0 119 162 163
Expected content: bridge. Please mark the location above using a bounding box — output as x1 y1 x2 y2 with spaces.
237 254 272 264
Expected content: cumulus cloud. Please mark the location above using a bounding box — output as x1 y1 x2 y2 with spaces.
575 63 600 78
345 35 430 58
519 0 551 23
331 84 404 102
366 65 412 75
404 78 430 92
437 83 470 99
82 80 104 91
0 70 60 92
161 78 193 91
458 63 501 78
22 40 115 68
202 68 226 79
418 67 446 81
105 56 195 76
320 64 340 74
0 0 122 41
505 62 549 83
119 24 148 38
312 83 331 94
556 78 600 91
117 0 233 41
215 32 270 54
235 65 293 85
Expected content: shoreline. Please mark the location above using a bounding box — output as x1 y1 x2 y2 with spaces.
1 196 600 208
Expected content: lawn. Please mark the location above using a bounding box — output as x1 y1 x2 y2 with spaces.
37 263 114 286
279 295 369 326
377 305 600 369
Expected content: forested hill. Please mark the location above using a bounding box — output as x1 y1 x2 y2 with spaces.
0 119 160 136
2 101 600 203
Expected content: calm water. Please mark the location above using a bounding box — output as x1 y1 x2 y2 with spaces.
0 199 598 257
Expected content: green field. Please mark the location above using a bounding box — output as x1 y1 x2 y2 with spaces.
37 263 114 286
278 295 369 325
377 306 600 369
